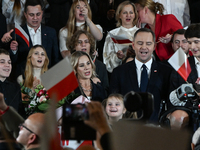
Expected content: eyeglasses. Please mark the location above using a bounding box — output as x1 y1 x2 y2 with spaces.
19 123 35 134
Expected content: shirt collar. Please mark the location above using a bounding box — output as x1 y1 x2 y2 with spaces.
27 24 41 33
194 57 200 65
76 22 85 27
135 58 153 71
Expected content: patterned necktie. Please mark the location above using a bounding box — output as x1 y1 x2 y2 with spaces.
140 64 148 92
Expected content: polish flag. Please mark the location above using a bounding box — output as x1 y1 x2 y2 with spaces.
15 22 29 47
108 32 132 44
168 47 191 81
41 57 79 101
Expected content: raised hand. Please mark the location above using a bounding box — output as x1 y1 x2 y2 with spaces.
1 29 14 43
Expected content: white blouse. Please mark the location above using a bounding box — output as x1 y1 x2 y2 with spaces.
2 0 25 30
103 26 139 73
59 22 103 52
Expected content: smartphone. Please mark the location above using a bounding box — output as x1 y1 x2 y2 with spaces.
62 103 96 140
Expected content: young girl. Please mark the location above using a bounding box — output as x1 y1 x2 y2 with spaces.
103 93 126 125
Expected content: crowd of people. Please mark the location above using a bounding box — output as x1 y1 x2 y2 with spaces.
0 0 200 149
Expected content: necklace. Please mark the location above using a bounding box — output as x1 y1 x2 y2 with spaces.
82 87 92 92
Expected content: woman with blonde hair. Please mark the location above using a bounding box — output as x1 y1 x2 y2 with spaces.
103 1 139 73
71 51 106 102
17 45 49 89
135 0 183 61
59 0 103 58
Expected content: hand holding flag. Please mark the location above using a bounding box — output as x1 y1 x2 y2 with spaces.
168 47 191 81
15 22 29 47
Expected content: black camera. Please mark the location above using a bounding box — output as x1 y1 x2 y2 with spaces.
62 103 96 140
124 91 154 120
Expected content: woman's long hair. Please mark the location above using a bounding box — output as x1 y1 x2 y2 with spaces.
115 1 138 27
135 0 164 15
13 0 22 16
62 0 92 48
71 51 96 79
68 30 96 59
24 45 49 88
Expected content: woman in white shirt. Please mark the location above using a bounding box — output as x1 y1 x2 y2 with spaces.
59 0 103 58
103 1 139 73
2 0 25 30
17 45 49 90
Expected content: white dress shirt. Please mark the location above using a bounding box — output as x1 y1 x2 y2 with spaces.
153 0 190 27
194 57 200 79
27 25 42 46
135 58 153 88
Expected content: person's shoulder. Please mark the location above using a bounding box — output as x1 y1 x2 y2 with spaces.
109 27 121 34
95 59 106 67
113 60 134 72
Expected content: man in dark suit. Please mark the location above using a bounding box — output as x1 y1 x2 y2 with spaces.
166 24 200 129
109 28 171 122
9 0 61 80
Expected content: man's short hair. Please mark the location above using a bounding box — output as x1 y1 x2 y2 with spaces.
0 49 10 56
185 23 200 39
133 28 156 43
171 29 186 42
24 0 44 13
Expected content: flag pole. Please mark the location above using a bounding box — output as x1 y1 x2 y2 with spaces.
185 80 199 95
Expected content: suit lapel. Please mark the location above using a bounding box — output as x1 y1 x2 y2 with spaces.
129 61 140 91
188 56 198 83
148 61 158 91
41 25 47 48
22 24 33 47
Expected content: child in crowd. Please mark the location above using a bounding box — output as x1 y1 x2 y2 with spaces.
102 93 126 125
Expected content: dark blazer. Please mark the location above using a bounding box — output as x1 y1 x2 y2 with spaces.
0 80 22 113
0 13 7 49
95 59 109 92
9 24 61 79
74 80 107 103
109 60 171 122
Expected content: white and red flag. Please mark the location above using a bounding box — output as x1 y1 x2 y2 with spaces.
15 22 29 47
41 57 79 101
168 47 191 81
108 32 133 45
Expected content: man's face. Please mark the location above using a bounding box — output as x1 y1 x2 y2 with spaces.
132 32 155 63
75 34 91 54
172 34 189 55
0 54 11 82
24 5 43 31
16 119 33 146
187 37 200 61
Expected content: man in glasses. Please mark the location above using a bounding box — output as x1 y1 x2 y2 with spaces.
0 93 44 150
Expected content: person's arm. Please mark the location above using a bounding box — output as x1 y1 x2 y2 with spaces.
59 28 71 58
84 101 111 136
183 0 190 27
103 33 123 73
81 5 103 41
84 101 112 150
0 93 24 138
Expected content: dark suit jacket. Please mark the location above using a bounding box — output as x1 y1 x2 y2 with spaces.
95 59 109 92
9 24 61 79
169 56 198 108
0 13 7 49
109 60 171 122
74 80 107 103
